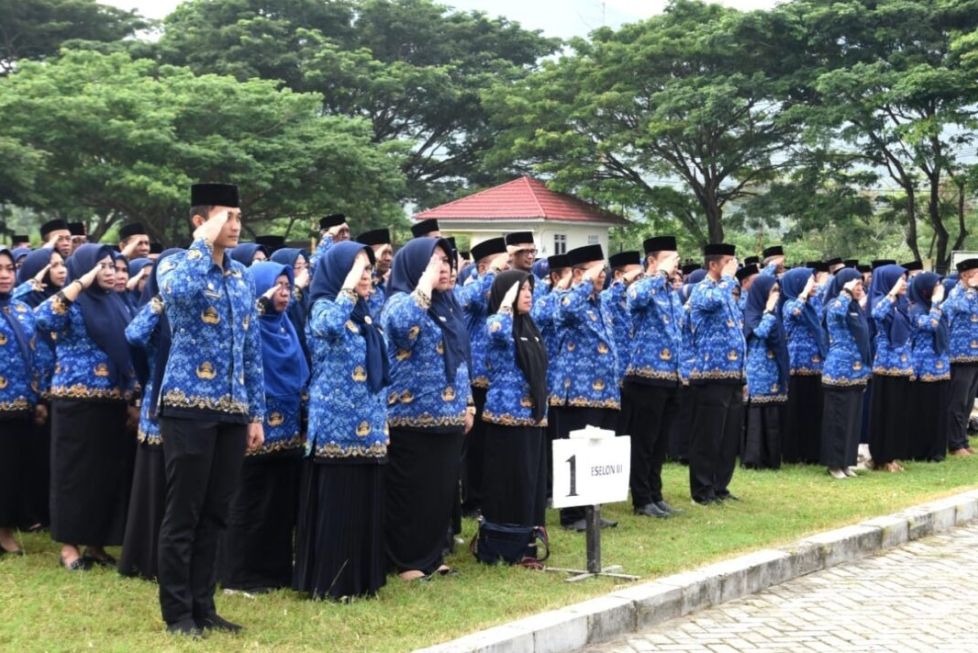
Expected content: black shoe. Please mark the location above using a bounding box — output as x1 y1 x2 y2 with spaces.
82 551 117 567
599 517 618 529
716 493 740 502
655 500 683 515
691 497 717 506
166 619 205 638
196 613 243 633
59 554 91 571
561 518 588 532
633 503 669 518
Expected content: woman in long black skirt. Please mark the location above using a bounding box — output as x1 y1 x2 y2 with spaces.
293 240 390 599
382 237 472 580
820 269 872 478
868 264 914 472
36 244 137 570
907 272 951 461
481 271 549 562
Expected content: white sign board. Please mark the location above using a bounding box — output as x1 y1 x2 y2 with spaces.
552 433 631 509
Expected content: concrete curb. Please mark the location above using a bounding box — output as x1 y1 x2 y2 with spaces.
416 488 978 653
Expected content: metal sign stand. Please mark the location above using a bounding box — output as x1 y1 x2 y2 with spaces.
545 506 639 583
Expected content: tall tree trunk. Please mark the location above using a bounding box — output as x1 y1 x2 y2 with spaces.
927 170 950 273
903 185 922 262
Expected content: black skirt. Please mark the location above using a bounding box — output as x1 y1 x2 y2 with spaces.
869 375 912 465
669 385 694 463
909 380 950 462
741 402 784 470
218 454 300 591
0 417 31 529
820 385 864 469
118 443 165 580
293 459 386 600
386 427 463 575
49 399 133 546
481 424 547 527
784 375 823 464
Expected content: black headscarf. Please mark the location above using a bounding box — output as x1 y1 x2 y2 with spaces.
0 248 32 366
66 243 133 387
309 240 390 394
489 270 548 422
16 248 62 308
908 272 948 356
827 268 872 366
388 237 471 383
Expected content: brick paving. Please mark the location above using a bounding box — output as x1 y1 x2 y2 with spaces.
590 522 978 652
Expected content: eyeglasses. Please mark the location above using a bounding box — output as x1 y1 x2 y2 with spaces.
517 249 538 256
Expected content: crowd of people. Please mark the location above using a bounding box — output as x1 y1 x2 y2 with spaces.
1 182 977 637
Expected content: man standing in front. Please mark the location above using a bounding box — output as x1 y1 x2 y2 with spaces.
156 183 265 636
687 243 744 505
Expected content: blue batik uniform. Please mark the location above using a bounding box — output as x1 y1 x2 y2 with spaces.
783 298 825 376
910 304 950 382
125 298 164 444
0 297 37 417
307 292 388 459
533 287 568 405
382 291 472 429
552 279 620 409
37 294 135 402
745 312 787 403
484 312 548 426
625 273 681 385
688 275 746 384
600 281 632 383
366 274 387 320
871 296 914 378
457 271 495 389
943 283 978 364
309 234 336 277
822 296 871 387
156 238 265 423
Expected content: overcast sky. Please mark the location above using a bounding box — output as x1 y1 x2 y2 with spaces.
105 0 781 39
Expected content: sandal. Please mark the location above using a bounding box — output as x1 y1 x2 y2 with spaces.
60 554 91 571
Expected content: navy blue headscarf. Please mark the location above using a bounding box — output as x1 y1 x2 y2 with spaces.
309 240 390 393
0 248 32 366
132 249 182 411
270 247 311 357
908 272 948 356
270 247 308 268
870 264 911 348
230 243 267 266
828 268 872 366
16 248 63 308
66 243 133 386
781 267 827 357
743 274 789 386
251 261 310 398
388 237 471 383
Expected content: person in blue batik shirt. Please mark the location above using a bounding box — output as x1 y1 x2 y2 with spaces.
741 275 789 470
943 258 978 457
0 247 40 555
219 261 309 594
154 183 266 637
735 263 760 313
687 243 744 505
820 269 872 479
36 243 138 572
481 270 549 566
602 250 643 385
551 244 620 531
621 236 683 519
759 245 785 279
505 231 547 304
868 264 914 473
382 237 473 580
294 240 390 600
355 228 394 320
907 272 950 462
309 213 349 275
781 267 827 465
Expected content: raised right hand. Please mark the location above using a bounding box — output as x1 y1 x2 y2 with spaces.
499 281 521 311
193 208 229 243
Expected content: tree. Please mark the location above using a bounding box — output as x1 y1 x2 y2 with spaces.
484 0 804 245
0 50 406 245
151 0 559 207
0 0 146 74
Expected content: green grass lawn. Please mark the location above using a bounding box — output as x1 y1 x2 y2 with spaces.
4 447 978 653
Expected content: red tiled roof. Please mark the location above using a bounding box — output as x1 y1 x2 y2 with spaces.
413 176 628 226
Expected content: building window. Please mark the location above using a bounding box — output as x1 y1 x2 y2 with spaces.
554 234 567 255
587 234 599 245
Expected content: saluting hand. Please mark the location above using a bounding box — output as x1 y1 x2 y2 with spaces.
765 287 780 313
889 275 907 298
931 282 945 305
499 281 521 312
801 274 816 299
342 252 368 292
489 252 510 273
79 263 101 289
120 238 140 260
721 257 739 279
556 267 572 290
843 279 860 295
294 266 310 290
193 208 230 244
126 266 149 291
32 263 51 290
659 251 680 277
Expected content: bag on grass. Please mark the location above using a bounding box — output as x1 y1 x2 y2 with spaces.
470 518 549 565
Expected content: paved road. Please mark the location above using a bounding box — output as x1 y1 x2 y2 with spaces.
590 522 978 652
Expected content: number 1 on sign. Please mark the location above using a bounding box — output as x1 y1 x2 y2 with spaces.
565 455 578 497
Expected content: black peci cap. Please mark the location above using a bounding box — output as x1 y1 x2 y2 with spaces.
743 255 759 266
857 264 872 273
871 259 896 270
609 251 642 269
901 260 923 272
825 257 843 267
255 235 286 252
566 244 605 267
356 228 391 247
681 263 701 275
470 237 507 262
191 182 239 207
643 235 677 254
807 261 829 273
548 254 570 270
844 259 859 268
40 219 69 238
12 234 30 244
67 222 86 236
119 223 146 240
459 250 470 261
956 259 978 273
504 231 534 247
410 218 439 238
736 263 760 282
762 245 784 259
319 213 347 230
704 243 736 256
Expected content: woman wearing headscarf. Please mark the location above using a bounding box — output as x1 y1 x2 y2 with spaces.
741 275 788 469
292 240 389 600
229 242 268 266
868 264 913 472
382 237 472 580
126 257 153 306
820 269 872 478
119 249 180 580
781 268 828 464
270 247 312 363
13 247 67 530
35 243 137 570
482 271 548 559
112 252 136 317
219 260 309 593
907 272 950 461
0 247 40 554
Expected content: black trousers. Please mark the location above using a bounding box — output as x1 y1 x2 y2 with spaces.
688 383 743 503
948 364 978 452
461 386 487 514
620 381 678 507
158 417 246 626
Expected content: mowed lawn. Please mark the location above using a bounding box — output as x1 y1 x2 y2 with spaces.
4 442 978 653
